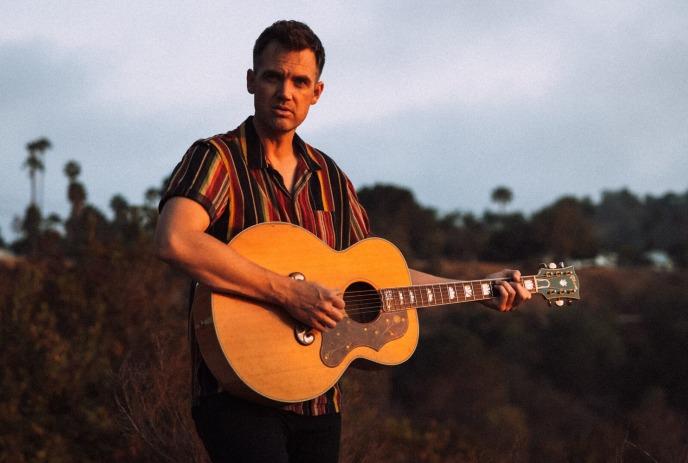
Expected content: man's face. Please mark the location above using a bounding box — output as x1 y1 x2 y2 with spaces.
247 41 324 137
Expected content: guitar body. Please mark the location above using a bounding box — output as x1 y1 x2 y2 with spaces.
192 222 419 404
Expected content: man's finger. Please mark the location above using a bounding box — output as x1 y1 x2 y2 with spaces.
496 282 510 311
325 305 345 322
514 283 532 302
308 316 329 332
331 294 345 310
502 281 516 311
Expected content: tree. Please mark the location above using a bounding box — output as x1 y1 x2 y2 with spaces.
491 186 513 213
531 196 598 258
110 194 133 241
24 137 52 209
63 160 81 183
19 204 42 255
44 213 62 231
594 189 645 262
22 148 44 208
110 194 129 223
64 160 86 218
357 184 443 260
143 187 161 209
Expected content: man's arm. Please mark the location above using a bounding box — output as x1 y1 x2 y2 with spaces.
409 268 531 312
154 197 345 331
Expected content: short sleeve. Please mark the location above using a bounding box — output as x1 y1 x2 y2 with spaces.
158 141 229 225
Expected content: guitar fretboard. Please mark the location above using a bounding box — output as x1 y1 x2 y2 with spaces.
380 276 538 312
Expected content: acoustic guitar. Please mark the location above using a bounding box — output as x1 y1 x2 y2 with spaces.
192 222 580 404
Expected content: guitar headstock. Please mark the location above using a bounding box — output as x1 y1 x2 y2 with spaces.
534 262 580 307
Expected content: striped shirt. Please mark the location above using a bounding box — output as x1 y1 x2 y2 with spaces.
160 116 370 416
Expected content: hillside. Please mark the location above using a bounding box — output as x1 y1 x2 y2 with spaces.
3 253 687 462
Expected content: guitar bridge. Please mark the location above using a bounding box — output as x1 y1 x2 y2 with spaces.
294 323 315 346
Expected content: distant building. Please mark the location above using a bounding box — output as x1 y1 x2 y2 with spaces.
644 250 674 271
571 253 618 269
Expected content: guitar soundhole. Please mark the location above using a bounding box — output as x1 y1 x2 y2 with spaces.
344 282 381 323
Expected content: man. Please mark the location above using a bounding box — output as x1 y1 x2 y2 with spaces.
155 20 531 463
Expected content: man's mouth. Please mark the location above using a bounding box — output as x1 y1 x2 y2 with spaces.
272 106 292 116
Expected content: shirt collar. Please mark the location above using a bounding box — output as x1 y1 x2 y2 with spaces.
243 116 321 171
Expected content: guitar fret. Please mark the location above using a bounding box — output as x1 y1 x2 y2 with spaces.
433 285 442 306
438 285 446 304
380 273 548 311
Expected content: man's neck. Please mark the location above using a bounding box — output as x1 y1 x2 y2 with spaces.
252 117 296 163
252 117 299 191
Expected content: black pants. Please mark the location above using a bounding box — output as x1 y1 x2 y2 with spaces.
192 393 341 463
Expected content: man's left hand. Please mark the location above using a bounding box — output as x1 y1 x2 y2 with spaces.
482 269 532 312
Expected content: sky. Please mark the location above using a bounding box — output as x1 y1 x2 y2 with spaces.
2 0 687 241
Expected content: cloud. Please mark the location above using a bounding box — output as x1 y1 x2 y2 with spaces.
1 1 687 241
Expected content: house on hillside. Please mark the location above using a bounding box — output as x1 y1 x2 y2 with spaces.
645 250 674 271
571 253 618 269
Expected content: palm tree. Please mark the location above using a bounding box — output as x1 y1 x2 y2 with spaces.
144 187 161 209
22 153 44 207
25 137 52 210
491 186 513 213
110 194 129 224
63 160 81 183
63 160 86 218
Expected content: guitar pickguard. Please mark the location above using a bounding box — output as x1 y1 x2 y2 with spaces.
320 312 409 367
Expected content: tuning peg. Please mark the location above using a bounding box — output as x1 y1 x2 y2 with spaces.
559 262 566 268
539 263 548 269
555 299 565 307
548 262 557 269
566 300 573 306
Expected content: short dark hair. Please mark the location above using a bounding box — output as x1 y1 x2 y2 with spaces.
253 20 326 77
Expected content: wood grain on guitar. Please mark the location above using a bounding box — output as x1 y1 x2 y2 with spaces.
192 222 580 404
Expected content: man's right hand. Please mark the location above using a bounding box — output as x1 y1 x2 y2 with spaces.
281 279 346 332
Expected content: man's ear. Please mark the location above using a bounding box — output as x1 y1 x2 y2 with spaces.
246 69 255 94
312 81 324 104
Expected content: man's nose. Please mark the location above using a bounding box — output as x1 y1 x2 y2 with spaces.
276 80 293 100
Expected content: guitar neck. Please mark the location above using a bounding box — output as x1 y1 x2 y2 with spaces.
379 276 539 311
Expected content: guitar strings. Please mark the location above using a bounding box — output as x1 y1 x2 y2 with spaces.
341 291 493 316
339 277 524 302
340 282 561 316
336 278 542 316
